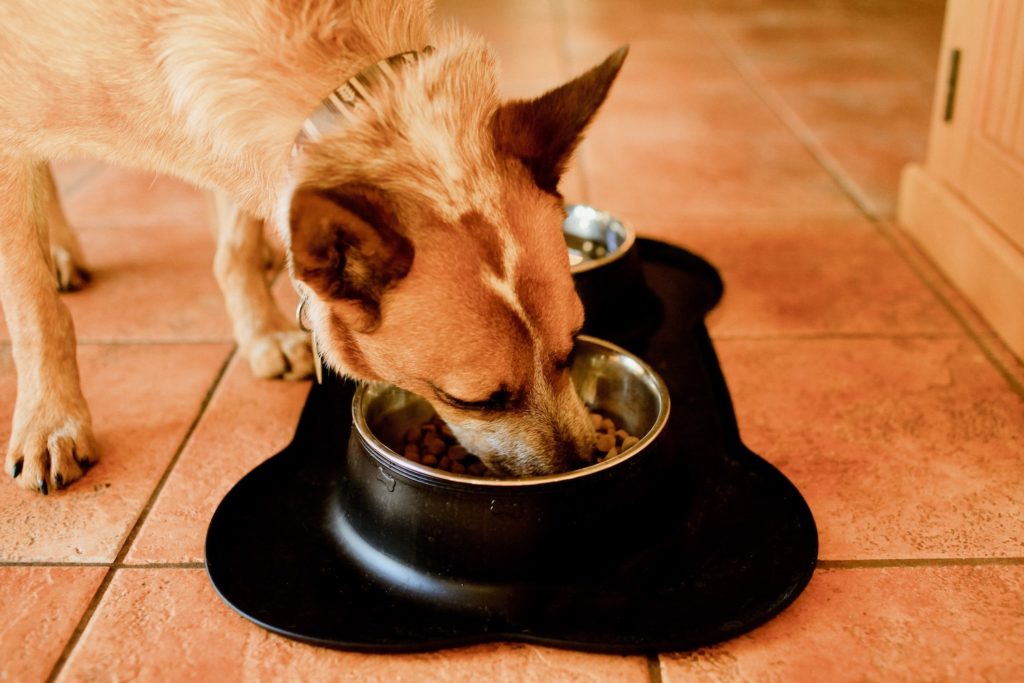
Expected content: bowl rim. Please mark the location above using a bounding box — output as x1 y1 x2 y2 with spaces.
350 335 671 489
565 204 637 275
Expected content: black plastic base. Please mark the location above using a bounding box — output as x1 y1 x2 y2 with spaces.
205 240 818 652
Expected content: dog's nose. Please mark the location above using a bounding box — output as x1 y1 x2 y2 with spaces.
551 428 588 472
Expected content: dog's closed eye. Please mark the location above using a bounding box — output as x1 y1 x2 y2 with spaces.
552 325 583 372
431 385 517 412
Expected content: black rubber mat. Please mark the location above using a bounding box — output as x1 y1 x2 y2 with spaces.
205 239 818 652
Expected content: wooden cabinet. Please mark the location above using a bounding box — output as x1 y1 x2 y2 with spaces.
899 0 1024 358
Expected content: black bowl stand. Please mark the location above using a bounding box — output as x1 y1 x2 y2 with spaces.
205 239 818 653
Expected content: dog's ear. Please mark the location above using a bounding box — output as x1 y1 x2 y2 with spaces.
289 184 414 333
491 46 628 193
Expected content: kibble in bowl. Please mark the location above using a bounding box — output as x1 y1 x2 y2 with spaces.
351 336 668 484
398 410 641 476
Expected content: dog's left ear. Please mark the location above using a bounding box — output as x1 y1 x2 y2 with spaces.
289 184 413 333
491 45 628 193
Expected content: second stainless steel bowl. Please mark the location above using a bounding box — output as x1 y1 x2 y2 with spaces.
564 205 651 337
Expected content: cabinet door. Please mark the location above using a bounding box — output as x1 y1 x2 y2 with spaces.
961 0 1024 247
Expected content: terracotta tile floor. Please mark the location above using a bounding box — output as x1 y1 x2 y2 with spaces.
2 0 1023 680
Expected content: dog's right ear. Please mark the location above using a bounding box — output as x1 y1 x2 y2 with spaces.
491 45 628 194
289 184 414 333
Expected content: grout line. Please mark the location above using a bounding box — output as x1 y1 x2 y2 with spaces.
58 162 107 199
77 339 234 346
691 8 881 220
872 220 1024 399
818 557 1024 569
0 561 206 569
0 339 235 348
44 347 237 683
647 653 664 683
0 561 112 568
116 562 206 569
710 331 965 342
6 557 1020 570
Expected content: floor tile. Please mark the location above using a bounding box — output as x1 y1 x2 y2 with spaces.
126 354 310 564
702 2 944 56
744 40 938 85
62 167 209 231
0 165 236 343
436 0 554 23
775 82 934 134
634 214 960 337
434 2 564 86
0 343 232 562
563 3 733 86
560 159 591 206
814 131 929 216
0 566 105 683
660 566 1024 683
697 5 942 216
563 0 704 44
0 220 233 343
715 337 1024 560
770 81 935 211
594 78 794 139
59 569 650 682
584 127 853 218
50 160 105 196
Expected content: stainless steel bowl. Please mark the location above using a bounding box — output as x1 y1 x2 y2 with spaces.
565 204 636 274
336 336 673 586
563 206 650 340
353 335 669 485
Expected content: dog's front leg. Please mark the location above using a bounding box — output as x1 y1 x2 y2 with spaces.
0 158 98 494
211 191 313 380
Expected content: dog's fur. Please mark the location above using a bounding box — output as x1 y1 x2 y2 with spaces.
0 0 625 492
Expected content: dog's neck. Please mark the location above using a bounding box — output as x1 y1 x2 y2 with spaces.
161 0 433 216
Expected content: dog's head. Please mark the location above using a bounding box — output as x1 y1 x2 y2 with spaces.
283 38 626 476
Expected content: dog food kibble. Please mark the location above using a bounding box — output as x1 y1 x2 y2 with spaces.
398 410 641 476
587 412 642 464
595 432 616 453
399 414 489 475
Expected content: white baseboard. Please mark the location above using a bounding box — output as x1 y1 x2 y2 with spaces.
898 163 1024 360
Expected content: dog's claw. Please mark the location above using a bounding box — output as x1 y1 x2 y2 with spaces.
54 473 64 489
11 461 22 478
38 479 48 496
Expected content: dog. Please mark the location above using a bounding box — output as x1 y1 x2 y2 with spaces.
0 0 626 493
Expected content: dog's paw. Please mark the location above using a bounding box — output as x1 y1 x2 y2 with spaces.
51 244 90 292
245 329 314 380
6 417 98 495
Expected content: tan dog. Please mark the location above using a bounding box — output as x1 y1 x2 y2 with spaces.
0 0 626 492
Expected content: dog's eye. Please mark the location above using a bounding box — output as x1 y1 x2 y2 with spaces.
432 386 514 412
552 326 582 372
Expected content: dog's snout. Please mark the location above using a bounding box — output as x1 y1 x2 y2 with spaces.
552 419 593 473
551 429 581 472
